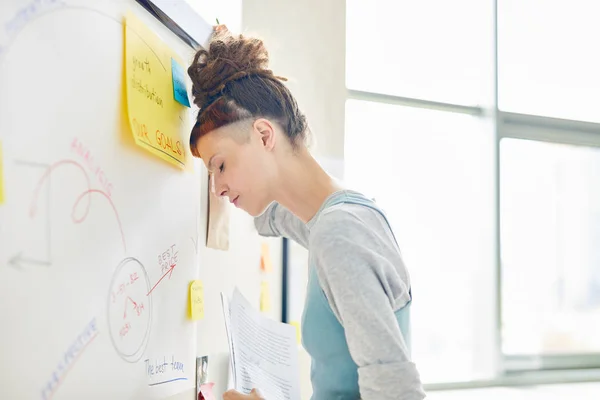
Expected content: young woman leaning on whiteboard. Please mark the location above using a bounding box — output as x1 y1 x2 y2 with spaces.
187 26 425 400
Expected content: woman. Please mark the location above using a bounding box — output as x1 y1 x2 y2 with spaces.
187 27 425 400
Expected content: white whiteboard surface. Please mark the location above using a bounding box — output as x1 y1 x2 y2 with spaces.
0 0 282 399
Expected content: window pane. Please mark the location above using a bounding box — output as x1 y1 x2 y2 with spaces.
501 138 600 356
498 1 600 122
345 100 495 383
346 0 493 106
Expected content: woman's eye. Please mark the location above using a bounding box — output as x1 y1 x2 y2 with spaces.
219 163 224 173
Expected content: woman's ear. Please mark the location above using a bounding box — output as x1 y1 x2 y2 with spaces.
253 118 276 151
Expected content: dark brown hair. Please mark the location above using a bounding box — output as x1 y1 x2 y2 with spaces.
187 29 308 157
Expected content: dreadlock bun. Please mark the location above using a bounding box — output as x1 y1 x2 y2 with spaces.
187 28 286 111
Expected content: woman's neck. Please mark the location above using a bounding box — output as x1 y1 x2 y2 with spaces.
273 149 342 223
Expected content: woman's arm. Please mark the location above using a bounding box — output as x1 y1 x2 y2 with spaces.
254 202 309 249
313 207 425 400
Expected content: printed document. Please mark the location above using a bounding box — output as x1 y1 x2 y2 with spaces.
221 288 300 400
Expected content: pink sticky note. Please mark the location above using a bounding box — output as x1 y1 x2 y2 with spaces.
199 382 216 400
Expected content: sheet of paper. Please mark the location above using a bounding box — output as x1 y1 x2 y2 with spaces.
0 140 4 205
260 242 272 272
220 292 236 389
125 12 187 168
189 280 204 320
229 288 300 400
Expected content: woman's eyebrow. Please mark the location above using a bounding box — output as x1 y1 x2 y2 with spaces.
207 154 217 171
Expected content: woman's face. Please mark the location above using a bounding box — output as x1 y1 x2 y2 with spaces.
195 120 277 216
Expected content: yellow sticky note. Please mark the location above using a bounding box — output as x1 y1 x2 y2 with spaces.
189 280 204 320
125 12 187 169
289 321 301 344
0 140 4 205
260 242 273 273
260 281 271 312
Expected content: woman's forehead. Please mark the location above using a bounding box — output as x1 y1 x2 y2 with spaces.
197 129 239 159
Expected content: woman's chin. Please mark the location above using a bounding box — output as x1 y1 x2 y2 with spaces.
244 205 262 217
243 199 271 218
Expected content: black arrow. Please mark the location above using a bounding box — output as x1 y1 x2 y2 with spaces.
9 252 51 269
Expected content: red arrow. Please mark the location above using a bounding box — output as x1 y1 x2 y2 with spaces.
124 296 138 319
146 264 176 296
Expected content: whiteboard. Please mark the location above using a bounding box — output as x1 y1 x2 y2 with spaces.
0 1 283 399
0 0 202 398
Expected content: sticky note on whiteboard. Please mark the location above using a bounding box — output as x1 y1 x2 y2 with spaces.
0 140 4 205
289 321 301 344
260 242 272 273
124 12 187 168
171 58 191 107
260 280 271 312
189 280 204 320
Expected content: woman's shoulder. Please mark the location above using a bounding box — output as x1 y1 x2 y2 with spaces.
309 199 390 249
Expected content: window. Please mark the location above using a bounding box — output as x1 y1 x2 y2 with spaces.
346 0 600 388
498 0 600 122
501 139 600 357
345 101 495 383
346 0 493 106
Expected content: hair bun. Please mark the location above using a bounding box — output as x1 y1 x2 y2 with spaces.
187 29 278 110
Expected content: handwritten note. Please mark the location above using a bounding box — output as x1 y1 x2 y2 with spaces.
158 244 179 276
260 281 271 313
125 12 187 168
145 356 187 386
41 318 99 400
2 0 62 57
71 137 113 197
260 242 272 273
189 280 204 320
0 140 4 205
108 260 151 361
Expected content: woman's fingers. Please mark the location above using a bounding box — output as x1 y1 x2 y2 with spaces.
214 24 228 34
222 388 263 400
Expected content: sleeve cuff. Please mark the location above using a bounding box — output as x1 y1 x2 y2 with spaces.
358 361 426 400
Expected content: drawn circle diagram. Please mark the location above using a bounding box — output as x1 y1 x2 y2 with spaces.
107 257 152 363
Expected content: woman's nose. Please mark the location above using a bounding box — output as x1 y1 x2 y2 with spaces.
211 174 227 197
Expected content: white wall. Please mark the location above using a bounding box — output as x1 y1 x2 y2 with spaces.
188 0 242 34
242 0 347 160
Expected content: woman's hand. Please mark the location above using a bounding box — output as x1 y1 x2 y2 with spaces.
223 388 264 400
214 24 228 34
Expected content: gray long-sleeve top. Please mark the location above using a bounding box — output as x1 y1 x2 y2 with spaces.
254 190 426 400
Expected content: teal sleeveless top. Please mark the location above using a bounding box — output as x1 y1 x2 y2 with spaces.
300 192 412 400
